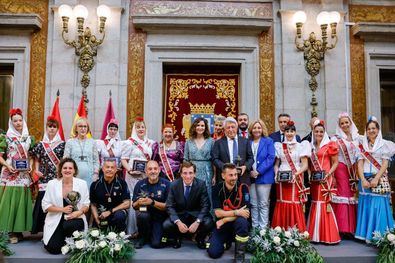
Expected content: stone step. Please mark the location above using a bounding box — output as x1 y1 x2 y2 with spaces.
4 239 377 263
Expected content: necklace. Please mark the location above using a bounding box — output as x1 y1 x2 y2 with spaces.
104 180 115 203
77 139 87 161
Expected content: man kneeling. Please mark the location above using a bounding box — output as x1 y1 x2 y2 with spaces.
207 163 250 263
132 160 170 249
90 159 130 232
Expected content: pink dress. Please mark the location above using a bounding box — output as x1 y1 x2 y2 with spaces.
331 137 358 234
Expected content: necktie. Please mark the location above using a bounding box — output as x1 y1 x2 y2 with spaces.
184 185 191 200
233 138 238 164
242 131 247 138
281 133 284 142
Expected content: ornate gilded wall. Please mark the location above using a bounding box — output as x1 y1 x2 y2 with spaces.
0 0 48 139
259 27 275 133
349 5 395 130
127 0 275 135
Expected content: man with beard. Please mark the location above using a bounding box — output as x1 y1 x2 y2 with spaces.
132 160 170 248
269 113 301 143
207 163 250 263
237 113 249 139
302 116 319 142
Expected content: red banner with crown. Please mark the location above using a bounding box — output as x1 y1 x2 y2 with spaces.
164 74 239 141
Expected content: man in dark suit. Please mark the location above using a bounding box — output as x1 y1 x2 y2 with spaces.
163 161 214 249
302 116 318 142
269 113 301 143
212 117 254 185
237 113 249 139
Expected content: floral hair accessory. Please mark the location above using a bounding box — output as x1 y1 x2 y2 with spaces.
47 115 57 122
109 118 119 125
287 120 295 126
338 112 349 118
135 116 144 122
368 115 378 122
9 108 23 117
313 119 325 127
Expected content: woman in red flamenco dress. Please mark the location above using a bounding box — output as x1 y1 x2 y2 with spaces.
272 121 310 232
308 120 341 244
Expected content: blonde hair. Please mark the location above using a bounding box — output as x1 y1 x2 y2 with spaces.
73 117 91 137
248 119 269 138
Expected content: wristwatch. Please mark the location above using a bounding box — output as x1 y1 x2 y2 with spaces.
196 218 201 224
150 199 155 206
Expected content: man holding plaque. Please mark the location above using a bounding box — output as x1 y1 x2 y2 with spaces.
212 117 254 185
132 160 170 249
90 159 130 232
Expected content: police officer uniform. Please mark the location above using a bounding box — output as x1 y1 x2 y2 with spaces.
133 177 170 248
90 176 130 232
207 181 250 261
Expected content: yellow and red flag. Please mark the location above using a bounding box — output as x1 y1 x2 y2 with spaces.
70 96 92 138
50 91 65 140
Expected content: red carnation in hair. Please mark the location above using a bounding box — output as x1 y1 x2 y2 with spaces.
9 108 23 117
287 120 295 126
320 120 325 126
47 115 57 122
135 116 144 122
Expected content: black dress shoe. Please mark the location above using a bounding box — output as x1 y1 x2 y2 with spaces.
134 238 145 249
196 240 206 249
173 238 181 249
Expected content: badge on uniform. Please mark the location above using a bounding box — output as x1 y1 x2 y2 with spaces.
157 190 162 198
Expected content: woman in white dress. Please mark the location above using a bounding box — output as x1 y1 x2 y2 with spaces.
121 117 155 235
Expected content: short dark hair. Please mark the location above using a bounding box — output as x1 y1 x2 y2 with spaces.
238 113 249 118
222 163 237 174
189 117 210 139
284 123 296 132
58 158 79 178
180 161 196 173
108 123 118 129
278 113 290 119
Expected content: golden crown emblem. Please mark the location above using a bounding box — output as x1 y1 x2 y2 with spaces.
189 103 216 114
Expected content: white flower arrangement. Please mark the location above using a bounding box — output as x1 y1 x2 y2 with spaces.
248 226 323 263
373 228 395 263
62 228 134 263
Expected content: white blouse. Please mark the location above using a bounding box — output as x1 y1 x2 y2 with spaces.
358 139 394 174
331 136 359 165
96 139 122 165
121 138 155 166
275 141 311 172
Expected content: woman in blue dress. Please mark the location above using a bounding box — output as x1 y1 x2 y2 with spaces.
63 117 99 187
184 117 214 206
355 116 395 243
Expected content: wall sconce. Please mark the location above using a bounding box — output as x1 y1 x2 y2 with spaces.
294 10 340 117
58 4 110 106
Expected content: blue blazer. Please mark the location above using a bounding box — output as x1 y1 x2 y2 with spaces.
251 137 275 184
269 130 301 143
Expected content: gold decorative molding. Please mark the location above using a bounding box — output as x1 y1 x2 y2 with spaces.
349 5 395 130
0 0 48 140
259 27 275 133
131 0 272 18
126 22 146 136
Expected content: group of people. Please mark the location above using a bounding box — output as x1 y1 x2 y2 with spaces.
0 107 394 262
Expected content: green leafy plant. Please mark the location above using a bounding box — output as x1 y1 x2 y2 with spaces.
247 226 323 263
0 231 13 256
373 228 395 263
62 229 134 263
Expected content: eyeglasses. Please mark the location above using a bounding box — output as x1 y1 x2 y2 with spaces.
47 125 58 128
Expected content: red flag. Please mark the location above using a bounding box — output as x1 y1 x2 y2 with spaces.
50 94 65 141
101 97 115 140
70 96 91 138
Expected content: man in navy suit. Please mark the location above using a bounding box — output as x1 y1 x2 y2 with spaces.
163 161 214 249
212 117 254 185
269 113 301 143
